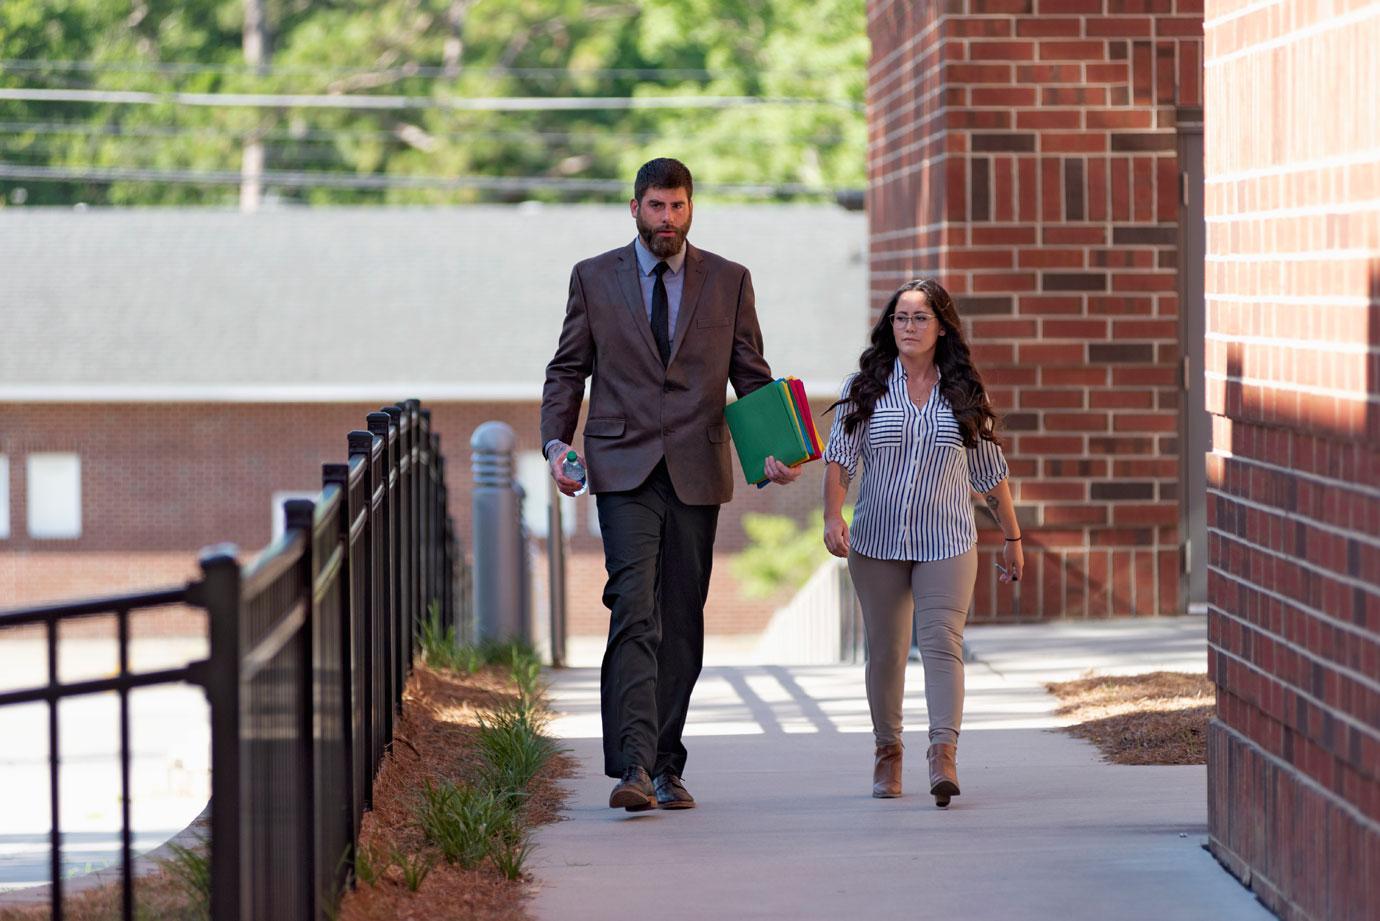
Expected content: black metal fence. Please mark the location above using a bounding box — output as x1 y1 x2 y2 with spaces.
0 399 469 921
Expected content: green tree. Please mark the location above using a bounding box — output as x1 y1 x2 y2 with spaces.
732 505 854 601
0 0 866 206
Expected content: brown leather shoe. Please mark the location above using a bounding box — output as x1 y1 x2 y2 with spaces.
927 743 960 807
872 742 903 798
653 771 696 809
609 765 656 812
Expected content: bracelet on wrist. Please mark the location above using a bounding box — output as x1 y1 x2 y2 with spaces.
1004 536 1022 542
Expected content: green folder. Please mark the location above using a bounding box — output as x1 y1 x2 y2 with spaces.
724 380 812 485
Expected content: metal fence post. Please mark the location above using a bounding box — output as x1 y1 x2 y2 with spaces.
198 544 243 921
470 421 525 642
283 498 317 921
345 430 378 812
380 405 410 703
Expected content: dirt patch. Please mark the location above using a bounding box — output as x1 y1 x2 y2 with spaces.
1045 671 1215 765
336 663 576 921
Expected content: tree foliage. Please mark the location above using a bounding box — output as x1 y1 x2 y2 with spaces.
0 0 866 206
732 505 853 601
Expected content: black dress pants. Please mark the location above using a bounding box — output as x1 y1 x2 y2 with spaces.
595 460 719 779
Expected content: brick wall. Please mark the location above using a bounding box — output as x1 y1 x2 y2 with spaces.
0 398 836 635
867 0 1204 619
1203 2 1380 918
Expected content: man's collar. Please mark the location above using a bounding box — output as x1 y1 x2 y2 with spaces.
633 234 687 275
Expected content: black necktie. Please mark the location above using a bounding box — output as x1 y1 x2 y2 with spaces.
651 261 671 366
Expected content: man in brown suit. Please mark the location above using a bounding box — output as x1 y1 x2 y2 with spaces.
541 158 799 811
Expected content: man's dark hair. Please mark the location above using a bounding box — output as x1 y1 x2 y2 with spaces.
634 158 694 203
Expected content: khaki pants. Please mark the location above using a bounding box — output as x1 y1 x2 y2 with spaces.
847 547 977 747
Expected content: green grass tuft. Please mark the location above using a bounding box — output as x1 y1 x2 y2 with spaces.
159 839 210 921
352 842 382 887
390 847 435 892
417 779 518 870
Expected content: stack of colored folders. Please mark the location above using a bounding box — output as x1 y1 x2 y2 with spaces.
723 377 824 487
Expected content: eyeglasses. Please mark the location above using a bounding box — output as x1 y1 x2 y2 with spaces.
891 313 935 329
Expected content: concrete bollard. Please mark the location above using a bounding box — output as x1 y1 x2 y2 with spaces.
470 421 527 643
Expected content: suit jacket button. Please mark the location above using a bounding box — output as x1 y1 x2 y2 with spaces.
663 383 673 393
663 427 673 435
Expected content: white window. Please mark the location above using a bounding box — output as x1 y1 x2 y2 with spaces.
27 453 81 539
271 491 320 542
516 451 577 539
0 455 10 539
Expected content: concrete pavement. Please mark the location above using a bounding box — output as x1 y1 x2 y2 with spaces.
529 617 1271 921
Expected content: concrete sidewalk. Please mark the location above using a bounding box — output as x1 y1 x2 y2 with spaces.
529 617 1271 921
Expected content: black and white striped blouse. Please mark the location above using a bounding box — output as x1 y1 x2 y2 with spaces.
823 358 1009 562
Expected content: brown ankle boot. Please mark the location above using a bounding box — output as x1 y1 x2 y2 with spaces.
872 743 903 798
927 743 960 807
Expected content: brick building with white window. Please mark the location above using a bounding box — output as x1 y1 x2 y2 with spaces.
0 204 865 643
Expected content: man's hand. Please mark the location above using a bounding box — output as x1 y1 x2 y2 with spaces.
762 455 802 485
823 514 850 558
547 442 586 497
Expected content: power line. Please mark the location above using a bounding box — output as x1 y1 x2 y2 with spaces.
0 142 348 170
0 58 842 83
0 87 860 112
0 119 847 149
0 119 665 145
0 162 847 199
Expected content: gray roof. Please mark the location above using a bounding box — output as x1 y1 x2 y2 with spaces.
0 204 866 401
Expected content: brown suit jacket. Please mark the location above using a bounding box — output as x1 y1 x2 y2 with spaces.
540 240 774 506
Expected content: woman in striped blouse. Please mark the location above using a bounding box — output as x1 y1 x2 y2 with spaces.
822 278 1024 807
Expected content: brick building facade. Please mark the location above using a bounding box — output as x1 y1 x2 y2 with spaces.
866 0 1379 917
867 0 1206 620
0 399 836 637
1202 1 1380 917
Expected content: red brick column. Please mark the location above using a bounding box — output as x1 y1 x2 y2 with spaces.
1203 1 1380 917
867 0 1203 619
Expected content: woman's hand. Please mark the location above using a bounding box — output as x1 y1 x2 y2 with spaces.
998 538 1025 583
823 515 850 558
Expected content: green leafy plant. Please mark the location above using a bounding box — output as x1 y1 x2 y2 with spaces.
417 779 517 870
489 829 535 881
417 604 482 673
476 701 559 799
159 839 211 921
418 604 549 679
731 506 854 599
353 842 382 887
390 847 435 892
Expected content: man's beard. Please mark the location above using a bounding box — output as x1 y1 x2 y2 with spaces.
636 211 691 258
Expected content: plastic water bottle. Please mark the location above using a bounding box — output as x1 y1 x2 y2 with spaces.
562 450 588 497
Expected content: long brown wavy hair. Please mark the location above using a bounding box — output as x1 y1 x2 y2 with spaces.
826 278 1000 448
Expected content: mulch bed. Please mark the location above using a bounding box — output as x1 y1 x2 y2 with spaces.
1045 671 1215 765
336 663 576 921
